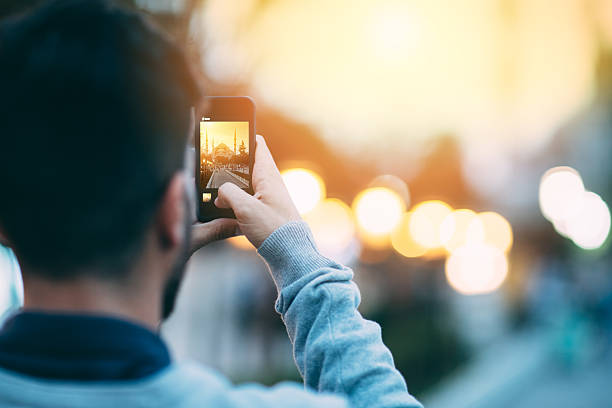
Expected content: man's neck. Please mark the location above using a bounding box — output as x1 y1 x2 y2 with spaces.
21 272 163 330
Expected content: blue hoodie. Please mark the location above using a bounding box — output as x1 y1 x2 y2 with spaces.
0 221 422 408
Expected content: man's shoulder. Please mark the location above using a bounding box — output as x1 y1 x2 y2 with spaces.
0 362 344 408
166 361 231 390
0 362 231 407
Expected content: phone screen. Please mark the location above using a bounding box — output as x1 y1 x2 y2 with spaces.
199 120 250 201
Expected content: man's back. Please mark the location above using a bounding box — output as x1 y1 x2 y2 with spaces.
0 222 420 408
0 363 341 408
0 223 420 408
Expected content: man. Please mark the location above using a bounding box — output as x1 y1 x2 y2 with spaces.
0 1 422 407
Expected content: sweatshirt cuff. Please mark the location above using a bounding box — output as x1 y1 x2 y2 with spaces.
257 221 337 292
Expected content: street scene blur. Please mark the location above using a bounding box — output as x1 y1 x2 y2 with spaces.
1 0 612 406
200 121 249 189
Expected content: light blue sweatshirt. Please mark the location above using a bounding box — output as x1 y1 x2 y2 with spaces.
0 221 422 408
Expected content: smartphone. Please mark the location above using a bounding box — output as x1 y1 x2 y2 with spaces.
196 96 255 222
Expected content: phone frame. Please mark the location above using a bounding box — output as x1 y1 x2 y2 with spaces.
195 96 255 222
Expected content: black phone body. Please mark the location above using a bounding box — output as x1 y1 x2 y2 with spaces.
196 96 255 222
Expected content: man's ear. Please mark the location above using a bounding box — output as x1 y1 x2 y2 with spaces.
157 173 186 250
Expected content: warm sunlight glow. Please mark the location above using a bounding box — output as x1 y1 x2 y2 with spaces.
353 187 405 236
539 167 585 222
445 243 508 295
477 212 513 253
368 3 422 62
409 200 453 249
391 212 428 258
304 199 356 258
281 168 326 215
565 192 611 250
198 0 595 160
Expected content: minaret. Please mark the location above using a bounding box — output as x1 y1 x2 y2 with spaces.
233 128 237 154
205 128 208 154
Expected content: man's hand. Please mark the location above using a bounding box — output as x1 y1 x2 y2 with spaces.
190 218 239 256
186 142 240 256
215 135 301 248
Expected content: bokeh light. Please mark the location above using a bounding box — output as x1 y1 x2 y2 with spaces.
565 191 611 250
539 166 585 222
439 209 483 253
303 198 356 259
353 187 405 237
477 212 513 253
369 175 411 208
445 243 509 295
409 200 453 249
539 166 611 250
552 218 571 238
281 168 326 214
391 212 428 258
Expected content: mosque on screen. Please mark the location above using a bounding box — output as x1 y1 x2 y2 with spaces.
203 128 238 161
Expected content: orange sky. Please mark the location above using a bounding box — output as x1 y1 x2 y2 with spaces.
200 121 249 154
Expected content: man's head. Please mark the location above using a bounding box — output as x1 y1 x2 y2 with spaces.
0 0 199 298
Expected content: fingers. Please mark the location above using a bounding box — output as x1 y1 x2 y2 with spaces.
253 135 282 181
215 182 257 211
190 218 240 254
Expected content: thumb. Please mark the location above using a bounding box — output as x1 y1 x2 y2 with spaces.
215 182 257 213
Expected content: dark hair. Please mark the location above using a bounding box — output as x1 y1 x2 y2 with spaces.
0 0 202 278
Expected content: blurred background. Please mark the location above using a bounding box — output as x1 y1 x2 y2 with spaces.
2 0 612 406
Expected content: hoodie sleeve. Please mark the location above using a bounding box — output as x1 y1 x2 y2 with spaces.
256 221 422 408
